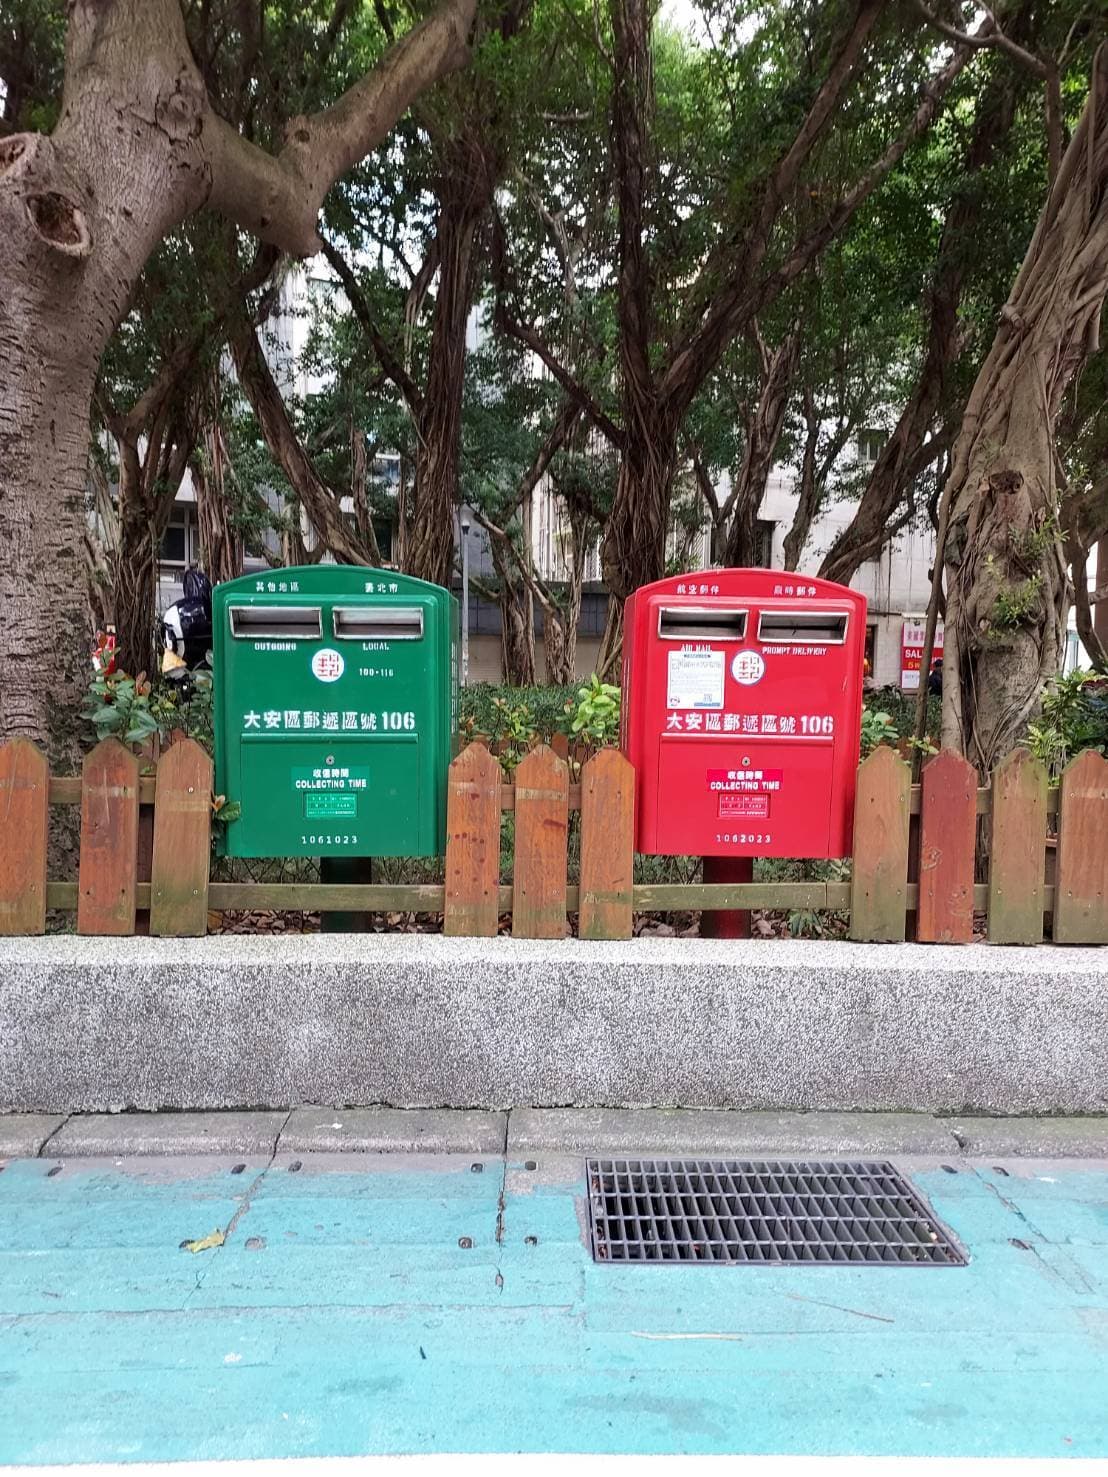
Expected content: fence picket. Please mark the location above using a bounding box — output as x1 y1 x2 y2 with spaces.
849 745 910 942
443 742 503 937
0 740 49 936
1054 749 1108 944
149 739 212 937
917 748 977 943
512 744 569 938
579 748 634 940
77 738 140 936
987 748 1047 945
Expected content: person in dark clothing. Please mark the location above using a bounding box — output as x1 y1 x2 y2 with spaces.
927 658 943 697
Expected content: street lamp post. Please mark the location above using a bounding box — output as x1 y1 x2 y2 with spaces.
459 507 471 688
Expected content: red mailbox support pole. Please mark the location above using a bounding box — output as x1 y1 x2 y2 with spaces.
699 854 753 939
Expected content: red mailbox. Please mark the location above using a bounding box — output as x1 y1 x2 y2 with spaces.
621 569 867 859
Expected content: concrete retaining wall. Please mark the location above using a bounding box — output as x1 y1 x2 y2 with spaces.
1 935 1106 1115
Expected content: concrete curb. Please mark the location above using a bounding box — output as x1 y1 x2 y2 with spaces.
2 935 1107 1114
5 1108 1108 1162
0 1114 66 1158
279 1106 508 1154
42 1110 289 1158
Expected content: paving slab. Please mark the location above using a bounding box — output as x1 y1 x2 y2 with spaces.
507 1108 960 1158
3 1151 1108 1460
45 1111 287 1157
0 1114 66 1159
280 1106 507 1154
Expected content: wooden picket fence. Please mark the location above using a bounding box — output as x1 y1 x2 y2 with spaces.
1 735 1106 944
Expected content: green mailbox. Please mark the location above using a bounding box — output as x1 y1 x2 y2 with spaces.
212 566 458 858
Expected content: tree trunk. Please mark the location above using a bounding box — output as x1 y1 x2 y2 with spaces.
0 0 475 746
783 393 852 572
112 440 160 677
0 1 212 748
722 325 799 566
404 195 483 587
939 47 1108 772
85 457 118 632
111 419 193 674
231 318 375 565
556 497 590 682
543 490 591 682
601 422 677 601
598 425 675 677
350 425 383 566
193 417 243 586
500 579 536 686
1070 545 1107 673
0 337 96 760
1062 478 1108 673
488 528 536 685
540 603 571 686
396 454 411 570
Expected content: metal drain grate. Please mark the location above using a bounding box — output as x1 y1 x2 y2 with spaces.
586 1158 967 1266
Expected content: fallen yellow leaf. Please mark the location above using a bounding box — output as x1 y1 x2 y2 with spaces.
182 1229 226 1254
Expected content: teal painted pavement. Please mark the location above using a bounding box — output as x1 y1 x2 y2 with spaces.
1 1151 1107 1462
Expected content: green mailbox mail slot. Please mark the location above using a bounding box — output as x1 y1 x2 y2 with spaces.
213 566 458 858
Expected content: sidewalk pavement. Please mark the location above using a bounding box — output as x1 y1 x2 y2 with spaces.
2 1110 1108 1463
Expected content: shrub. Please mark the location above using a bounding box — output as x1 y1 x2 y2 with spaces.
863 684 940 740
82 668 214 754
564 674 621 751
460 683 576 743
859 707 897 757
1026 670 1108 780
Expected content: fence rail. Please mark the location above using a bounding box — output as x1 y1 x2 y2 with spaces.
1 736 1105 945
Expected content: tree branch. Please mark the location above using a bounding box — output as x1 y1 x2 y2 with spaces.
689 448 720 520
661 26 981 415
203 0 476 257
493 298 625 449
664 0 885 390
321 237 424 416
914 0 1062 180
914 0 1047 77
229 314 377 565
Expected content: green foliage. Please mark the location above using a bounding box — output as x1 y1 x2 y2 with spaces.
1026 670 1108 780
82 669 239 842
858 688 942 758
210 794 243 841
1012 515 1063 567
564 675 621 749
487 696 539 773
81 673 162 750
859 707 897 757
82 669 215 754
755 856 851 939
988 572 1043 633
460 682 577 743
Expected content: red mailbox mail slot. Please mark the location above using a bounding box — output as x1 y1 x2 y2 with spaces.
621 569 867 858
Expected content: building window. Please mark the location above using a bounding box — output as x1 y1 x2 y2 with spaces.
342 511 395 563
858 430 885 466
371 455 401 493
755 520 775 568
159 507 196 567
373 519 393 562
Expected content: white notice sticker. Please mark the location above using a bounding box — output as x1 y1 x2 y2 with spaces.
667 648 725 710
